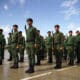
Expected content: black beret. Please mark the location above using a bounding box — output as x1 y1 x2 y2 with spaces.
69 30 73 33
27 18 33 22
47 31 51 33
13 24 18 28
54 24 60 28
0 29 3 32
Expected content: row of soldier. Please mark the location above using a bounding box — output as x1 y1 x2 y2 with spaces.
0 18 80 73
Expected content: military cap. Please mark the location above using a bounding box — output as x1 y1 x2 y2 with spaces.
13 24 18 28
0 29 3 32
47 31 51 33
27 18 33 23
54 24 60 28
69 30 73 33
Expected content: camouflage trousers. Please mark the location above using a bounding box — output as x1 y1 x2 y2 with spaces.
0 45 2 61
66 46 75 64
8 46 12 58
18 45 24 60
11 43 19 65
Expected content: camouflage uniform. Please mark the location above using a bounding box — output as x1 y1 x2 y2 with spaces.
46 32 53 63
35 30 42 65
63 39 67 60
18 31 25 62
53 31 64 68
66 35 75 65
40 36 46 60
0 29 5 65
75 33 80 64
8 33 12 61
10 25 19 69
25 26 37 73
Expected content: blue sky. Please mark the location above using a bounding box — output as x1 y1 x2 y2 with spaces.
0 0 80 38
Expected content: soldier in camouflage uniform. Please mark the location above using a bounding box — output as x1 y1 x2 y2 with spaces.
25 18 37 73
1 30 6 60
8 33 12 61
10 25 19 69
40 36 46 60
35 30 42 65
18 31 25 62
75 31 80 64
53 25 64 69
63 37 67 61
45 31 53 63
66 31 75 66
0 29 5 65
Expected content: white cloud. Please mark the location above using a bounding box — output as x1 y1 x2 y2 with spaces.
62 7 80 19
4 4 9 11
61 0 80 20
0 25 11 33
61 0 78 8
0 25 12 41
65 22 80 35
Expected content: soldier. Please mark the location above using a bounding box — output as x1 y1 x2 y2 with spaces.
53 25 64 69
10 25 19 69
40 36 46 60
66 31 75 66
45 31 53 63
18 31 25 62
1 30 6 60
75 31 80 64
63 36 67 61
0 29 2 65
25 18 37 73
35 30 42 65
8 33 12 61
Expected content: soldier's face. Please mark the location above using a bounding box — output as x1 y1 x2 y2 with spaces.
69 32 72 36
13 27 17 31
27 21 32 27
55 27 59 32
76 32 79 35
48 33 51 36
38 32 40 35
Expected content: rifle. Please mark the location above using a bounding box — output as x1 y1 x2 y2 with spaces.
11 29 13 35
52 31 54 49
24 25 27 33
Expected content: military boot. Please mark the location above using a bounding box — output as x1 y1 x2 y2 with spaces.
68 60 74 66
10 62 19 69
19 58 24 62
25 65 34 73
35 61 41 65
0 60 2 65
8 56 12 61
54 64 62 69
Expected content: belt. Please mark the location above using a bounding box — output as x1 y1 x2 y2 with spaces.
67 44 73 46
54 43 61 45
26 40 35 42
12 42 16 43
